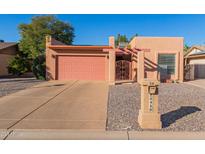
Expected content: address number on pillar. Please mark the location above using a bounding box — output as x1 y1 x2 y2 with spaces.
149 94 154 112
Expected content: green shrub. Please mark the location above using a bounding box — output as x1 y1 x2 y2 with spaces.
32 54 46 80
8 55 29 76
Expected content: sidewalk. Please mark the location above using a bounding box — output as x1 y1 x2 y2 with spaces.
2 129 205 140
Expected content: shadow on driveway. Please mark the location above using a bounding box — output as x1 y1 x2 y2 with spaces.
0 79 41 83
161 106 201 128
33 84 66 88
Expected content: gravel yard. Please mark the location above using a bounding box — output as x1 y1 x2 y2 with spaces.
107 83 205 131
0 77 44 97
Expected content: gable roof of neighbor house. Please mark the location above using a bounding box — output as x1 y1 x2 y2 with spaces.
185 45 205 58
0 42 18 55
0 42 18 50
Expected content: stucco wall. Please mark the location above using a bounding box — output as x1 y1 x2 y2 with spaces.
0 54 14 76
46 47 57 80
46 37 110 81
131 37 184 82
46 47 109 81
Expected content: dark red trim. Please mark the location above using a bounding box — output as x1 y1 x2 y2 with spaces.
49 45 112 50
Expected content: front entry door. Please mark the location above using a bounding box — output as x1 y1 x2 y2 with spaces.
116 60 131 80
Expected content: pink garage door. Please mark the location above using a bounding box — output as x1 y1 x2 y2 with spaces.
57 55 106 80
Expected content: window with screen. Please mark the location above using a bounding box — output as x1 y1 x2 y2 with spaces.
158 54 176 75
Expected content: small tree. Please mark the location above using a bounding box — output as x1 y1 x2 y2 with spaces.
8 15 75 79
115 34 139 47
0 39 4 42
115 34 129 46
32 54 46 80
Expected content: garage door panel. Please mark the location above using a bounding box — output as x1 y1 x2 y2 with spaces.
195 64 205 79
58 56 106 80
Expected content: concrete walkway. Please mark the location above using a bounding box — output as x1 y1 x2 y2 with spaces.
185 79 205 90
2 129 205 140
0 80 108 130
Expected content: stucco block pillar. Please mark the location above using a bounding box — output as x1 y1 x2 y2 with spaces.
108 36 115 85
137 51 145 83
45 35 51 80
138 79 162 129
175 52 180 81
109 36 115 48
109 50 115 85
179 52 184 82
154 51 158 80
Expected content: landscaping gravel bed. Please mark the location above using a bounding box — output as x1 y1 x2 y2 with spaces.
0 77 44 97
107 83 205 131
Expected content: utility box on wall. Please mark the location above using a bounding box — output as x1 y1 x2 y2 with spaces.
138 79 162 129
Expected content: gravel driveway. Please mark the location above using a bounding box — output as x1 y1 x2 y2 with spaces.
0 77 44 97
107 83 205 131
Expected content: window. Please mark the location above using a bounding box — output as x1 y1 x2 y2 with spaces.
158 54 175 75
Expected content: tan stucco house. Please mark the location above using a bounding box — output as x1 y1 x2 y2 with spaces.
184 46 205 80
0 42 18 76
46 36 184 84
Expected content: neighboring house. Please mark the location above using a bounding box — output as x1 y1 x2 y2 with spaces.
184 46 205 80
0 42 18 76
46 36 184 83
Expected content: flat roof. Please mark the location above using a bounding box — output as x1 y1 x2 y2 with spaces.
134 36 184 39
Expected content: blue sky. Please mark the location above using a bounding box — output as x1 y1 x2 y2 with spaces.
0 14 205 46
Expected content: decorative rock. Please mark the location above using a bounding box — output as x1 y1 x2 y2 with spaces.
107 83 205 131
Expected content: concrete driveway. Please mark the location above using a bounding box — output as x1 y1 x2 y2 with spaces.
0 80 108 130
